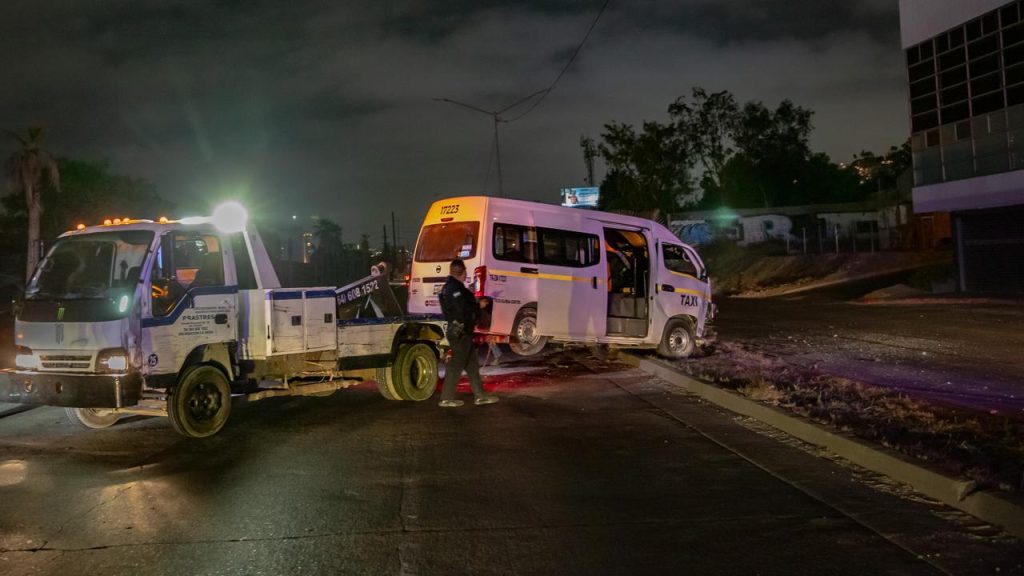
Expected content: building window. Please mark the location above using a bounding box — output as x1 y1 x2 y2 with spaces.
955 120 972 140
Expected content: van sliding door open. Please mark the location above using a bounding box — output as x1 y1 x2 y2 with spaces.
532 212 606 341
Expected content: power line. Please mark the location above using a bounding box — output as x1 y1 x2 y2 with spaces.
502 0 612 124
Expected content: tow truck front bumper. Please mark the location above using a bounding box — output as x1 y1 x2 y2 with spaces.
0 370 142 408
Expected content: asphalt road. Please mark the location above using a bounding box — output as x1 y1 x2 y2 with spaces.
1 355 1021 575
715 296 1024 415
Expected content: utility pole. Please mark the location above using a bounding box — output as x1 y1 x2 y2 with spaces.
580 135 597 186
493 115 504 197
391 212 397 253
433 90 546 198
391 212 400 272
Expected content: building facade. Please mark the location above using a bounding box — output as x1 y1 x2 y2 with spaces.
900 0 1024 292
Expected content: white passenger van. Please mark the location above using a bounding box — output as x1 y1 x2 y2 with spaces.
408 196 714 358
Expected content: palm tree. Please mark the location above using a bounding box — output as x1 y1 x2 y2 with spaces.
5 126 61 280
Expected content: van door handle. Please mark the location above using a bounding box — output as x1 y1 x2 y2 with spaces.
214 313 228 325
591 276 598 289
661 284 676 293
520 267 538 274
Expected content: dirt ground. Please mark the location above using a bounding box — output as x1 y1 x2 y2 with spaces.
667 339 1024 494
700 241 954 297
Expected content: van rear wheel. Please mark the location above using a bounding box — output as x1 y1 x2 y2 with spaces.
658 318 696 359
509 307 547 357
65 407 120 429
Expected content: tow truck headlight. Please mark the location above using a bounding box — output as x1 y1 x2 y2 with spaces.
96 348 129 373
15 346 38 370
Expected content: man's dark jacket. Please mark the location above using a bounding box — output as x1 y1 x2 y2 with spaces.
439 275 478 339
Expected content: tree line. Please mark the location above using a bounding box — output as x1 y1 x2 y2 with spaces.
581 87 910 218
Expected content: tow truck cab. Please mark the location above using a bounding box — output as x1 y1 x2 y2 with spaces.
11 211 275 405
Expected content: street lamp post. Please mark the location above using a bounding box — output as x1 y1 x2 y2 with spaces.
434 90 546 198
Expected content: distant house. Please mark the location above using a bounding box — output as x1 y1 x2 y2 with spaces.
668 220 714 245
673 199 951 252
735 214 792 246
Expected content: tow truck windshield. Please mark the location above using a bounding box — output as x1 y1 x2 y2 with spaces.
26 230 153 300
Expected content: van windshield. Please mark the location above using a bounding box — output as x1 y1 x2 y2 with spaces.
26 231 154 300
415 222 480 262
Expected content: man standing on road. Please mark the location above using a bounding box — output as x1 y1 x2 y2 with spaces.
438 259 499 408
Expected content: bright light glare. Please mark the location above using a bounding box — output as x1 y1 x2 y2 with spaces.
15 354 38 370
118 294 130 313
104 355 128 371
180 216 208 225
211 201 248 234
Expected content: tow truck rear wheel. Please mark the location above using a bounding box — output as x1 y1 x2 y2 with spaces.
168 364 232 438
65 407 120 429
376 343 438 402
509 306 547 357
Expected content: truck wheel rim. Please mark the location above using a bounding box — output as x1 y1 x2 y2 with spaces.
517 318 538 346
669 327 690 354
409 354 432 390
187 382 221 421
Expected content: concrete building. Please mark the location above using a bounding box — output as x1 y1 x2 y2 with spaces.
900 0 1024 292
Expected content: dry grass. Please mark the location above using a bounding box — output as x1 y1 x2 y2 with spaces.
671 342 1024 493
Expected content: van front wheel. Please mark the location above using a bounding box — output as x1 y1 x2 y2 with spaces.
658 318 696 359
509 307 547 357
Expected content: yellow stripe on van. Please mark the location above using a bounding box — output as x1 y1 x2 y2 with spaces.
664 271 711 301
662 286 708 298
491 269 601 283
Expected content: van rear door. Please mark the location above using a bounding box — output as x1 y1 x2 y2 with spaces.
533 213 606 341
409 220 481 313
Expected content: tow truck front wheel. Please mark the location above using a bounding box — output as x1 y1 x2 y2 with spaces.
65 408 120 429
168 365 232 438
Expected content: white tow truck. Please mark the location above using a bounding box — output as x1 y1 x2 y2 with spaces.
1 203 446 437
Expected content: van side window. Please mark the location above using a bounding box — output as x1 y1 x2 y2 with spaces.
663 244 698 277
537 228 600 268
493 223 537 263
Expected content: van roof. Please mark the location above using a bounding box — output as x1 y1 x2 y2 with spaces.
431 195 679 239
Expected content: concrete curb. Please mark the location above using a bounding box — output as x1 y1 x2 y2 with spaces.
620 353 1024 540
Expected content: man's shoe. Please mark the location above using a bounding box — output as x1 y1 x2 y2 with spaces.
474 395 499 406
438 399 464 408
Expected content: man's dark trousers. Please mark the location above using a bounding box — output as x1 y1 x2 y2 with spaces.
440 333 485 401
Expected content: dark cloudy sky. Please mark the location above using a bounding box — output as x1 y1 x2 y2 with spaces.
0 0 907 245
